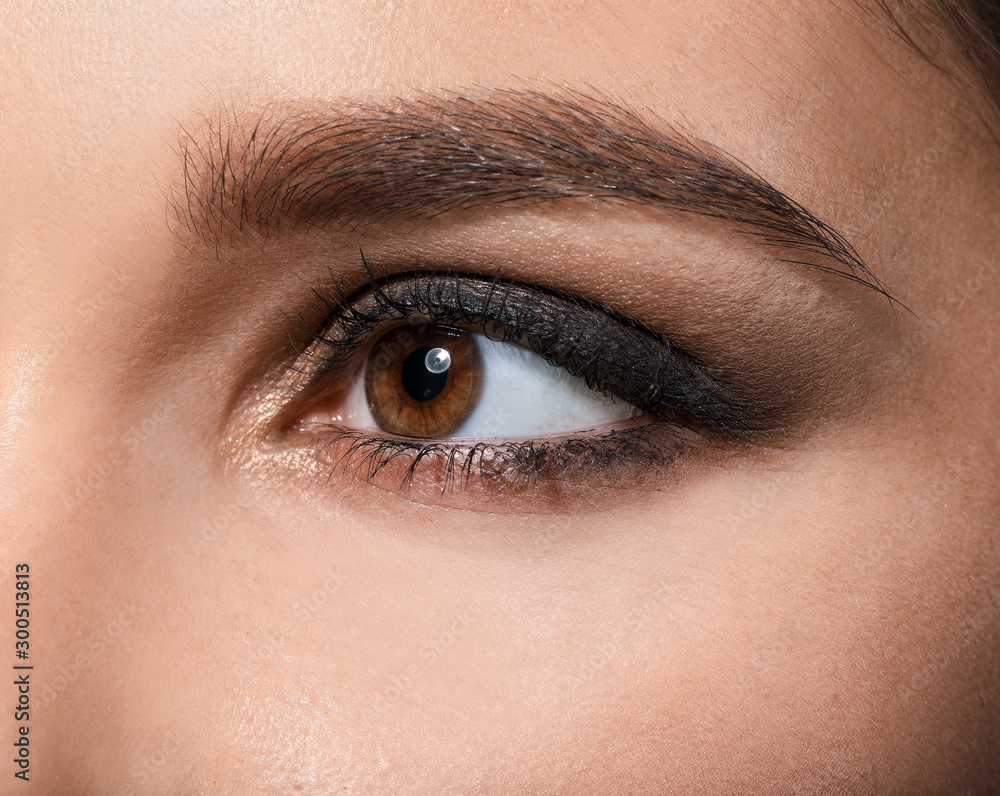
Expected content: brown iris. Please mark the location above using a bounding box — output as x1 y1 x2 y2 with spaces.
365 324 482 438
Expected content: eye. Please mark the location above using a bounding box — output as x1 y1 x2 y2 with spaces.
328 322 636 440
284 259 766 494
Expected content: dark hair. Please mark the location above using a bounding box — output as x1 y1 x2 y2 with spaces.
874 1 1000 120
929 1 1000 106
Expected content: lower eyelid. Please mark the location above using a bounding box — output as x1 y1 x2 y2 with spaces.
300 419 701 502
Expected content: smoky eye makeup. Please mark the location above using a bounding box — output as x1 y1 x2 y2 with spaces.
269 253 778 497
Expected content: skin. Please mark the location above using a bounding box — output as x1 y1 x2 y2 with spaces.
1 0 999 793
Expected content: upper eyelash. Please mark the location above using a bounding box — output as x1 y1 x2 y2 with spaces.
298 253 765 437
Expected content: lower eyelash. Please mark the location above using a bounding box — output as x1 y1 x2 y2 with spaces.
312 420 693 495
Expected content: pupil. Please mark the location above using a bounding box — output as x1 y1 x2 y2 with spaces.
401 345 449 402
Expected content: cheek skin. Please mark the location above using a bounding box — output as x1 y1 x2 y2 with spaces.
33 411 1000 792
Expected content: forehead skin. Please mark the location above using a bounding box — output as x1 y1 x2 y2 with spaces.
1 0 999 794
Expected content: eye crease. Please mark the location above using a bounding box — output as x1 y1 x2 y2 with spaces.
287 256 770 491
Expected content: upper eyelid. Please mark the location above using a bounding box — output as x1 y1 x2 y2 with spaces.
293 267 767 436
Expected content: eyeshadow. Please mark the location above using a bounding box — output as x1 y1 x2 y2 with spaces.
307 263 772 437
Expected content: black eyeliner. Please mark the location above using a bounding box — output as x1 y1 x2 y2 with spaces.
305 260 767 437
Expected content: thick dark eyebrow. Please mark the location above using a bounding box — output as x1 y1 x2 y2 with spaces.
174 87 889 298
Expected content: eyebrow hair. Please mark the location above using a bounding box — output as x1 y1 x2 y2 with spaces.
174 87 890 299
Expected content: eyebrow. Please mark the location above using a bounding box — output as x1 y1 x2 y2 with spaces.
174 87 889 298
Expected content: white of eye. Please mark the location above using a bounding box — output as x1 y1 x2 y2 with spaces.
336 331 634 439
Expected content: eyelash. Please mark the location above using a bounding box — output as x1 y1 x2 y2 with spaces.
287 254 762 494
